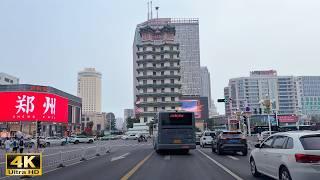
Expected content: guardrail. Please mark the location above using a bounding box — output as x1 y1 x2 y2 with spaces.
0 144 111 178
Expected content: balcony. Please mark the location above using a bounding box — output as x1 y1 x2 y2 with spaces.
136 58 180 64
136 92 181 97
136 83 182 89
136 50 180 55
136 101 182 107
136 66 181 72
136 75 181 80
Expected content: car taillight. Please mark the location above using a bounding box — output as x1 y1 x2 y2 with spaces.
295 154 320 163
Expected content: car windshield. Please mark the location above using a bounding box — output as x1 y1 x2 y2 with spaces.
204 132 215 138
300 135 320 150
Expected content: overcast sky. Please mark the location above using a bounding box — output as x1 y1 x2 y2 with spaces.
1 0 320 118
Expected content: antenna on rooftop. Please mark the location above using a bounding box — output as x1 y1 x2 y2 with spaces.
150 1 153 19
155 6 159 19
147 1 150 20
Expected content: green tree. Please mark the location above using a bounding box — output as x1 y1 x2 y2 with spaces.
126 117 139 129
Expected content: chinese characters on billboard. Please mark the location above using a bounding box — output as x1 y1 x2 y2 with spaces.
0 92 68 123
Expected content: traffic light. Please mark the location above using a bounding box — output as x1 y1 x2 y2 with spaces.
37 121 41 134
259 108 262 114
254 108 257 114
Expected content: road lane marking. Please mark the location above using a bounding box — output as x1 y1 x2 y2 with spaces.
111 153 130 162
120 151 154 180
227 155 239 161
197 149 244 180
164 155 171 160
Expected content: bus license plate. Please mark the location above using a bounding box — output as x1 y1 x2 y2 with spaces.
173 139 182 144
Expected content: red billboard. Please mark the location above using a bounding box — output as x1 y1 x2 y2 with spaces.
0 92 68 123
278 115 298 123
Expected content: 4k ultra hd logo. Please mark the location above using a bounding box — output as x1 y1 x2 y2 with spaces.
6 153 42 176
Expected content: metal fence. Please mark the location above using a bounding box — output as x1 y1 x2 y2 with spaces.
0 144 111 178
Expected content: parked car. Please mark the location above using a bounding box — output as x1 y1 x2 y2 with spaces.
69 135 94 144
200 131 216 148
101 135 117 141
212 131 248 156
122 134 137 140
24 138 46 148
44 136 66 146
258 131 278 143
196 132 202 145
249 131 320 180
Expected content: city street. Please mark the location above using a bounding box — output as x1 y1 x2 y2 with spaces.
2 139 273 180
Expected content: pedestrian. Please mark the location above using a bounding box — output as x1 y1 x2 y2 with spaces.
4 137 11 153
12 137 18 153
19 137 24 153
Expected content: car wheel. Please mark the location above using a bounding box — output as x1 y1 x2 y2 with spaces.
89 140 93 143
242 149 248 156
250 158 261 177
217 147 223 155
279 166 292 180
75 140 79 144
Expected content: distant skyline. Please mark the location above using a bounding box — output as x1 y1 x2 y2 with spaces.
2 0 320 117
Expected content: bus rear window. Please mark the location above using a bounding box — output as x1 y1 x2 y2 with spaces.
161 113 193 126
300 135 320 150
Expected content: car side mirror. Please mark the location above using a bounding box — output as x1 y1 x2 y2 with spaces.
255 144 261 148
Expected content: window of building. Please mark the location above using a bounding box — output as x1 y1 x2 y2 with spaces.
170 79 174 84
162 97 165 102
143 97 147 102
153 55 156 59
152 47 155 51
162 107 165 110
161 71 164 75
161 47 164 51
143 89 147 93
171 97 175 101
170 54 173 58
170 71 174 75
161 63 164 67
153 88 157 92
143 47 146 51
144 107 147 112
177 54 179 58
161 80 164 84
161 88 165 93
143 63 146 67
143 71 147 75
161 55 164 59
153 72 156 76
153 63 156 67
170 62 174 67
170 46 173 51
143 55 146 59
153 97 157 102
144 117 148 122
154 107 158 112
143 80 147 84
171 106 175 110
171 88 175 92
153 80 157 84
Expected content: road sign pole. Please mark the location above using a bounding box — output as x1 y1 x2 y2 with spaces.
248 116 251 136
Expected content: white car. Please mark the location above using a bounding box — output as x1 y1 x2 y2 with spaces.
44 137 66 146
122 134 137 140
69 135 94 144
258 131 278 143
200 131 216 148
249 131 320 180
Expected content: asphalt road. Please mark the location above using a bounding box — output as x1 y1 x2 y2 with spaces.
3 140 274 180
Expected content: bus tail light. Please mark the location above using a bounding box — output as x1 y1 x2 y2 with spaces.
295 154 320 163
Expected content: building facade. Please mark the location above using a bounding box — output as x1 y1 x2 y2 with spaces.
77 68 102 113
81 112 107 134
124 109 134 121
0 72 19 85
133 18 201 115
134 23 182 123
297 76 320 115
0 84 82 136
200 66 212 108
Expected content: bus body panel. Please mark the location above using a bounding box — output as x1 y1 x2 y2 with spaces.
153 111 196 151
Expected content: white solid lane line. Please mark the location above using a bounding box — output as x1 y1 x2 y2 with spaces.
227 155 240 161
197 149 244 180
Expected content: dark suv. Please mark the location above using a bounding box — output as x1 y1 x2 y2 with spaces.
212 131 248 156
